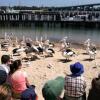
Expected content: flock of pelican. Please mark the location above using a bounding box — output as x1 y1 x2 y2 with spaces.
0 33 97 63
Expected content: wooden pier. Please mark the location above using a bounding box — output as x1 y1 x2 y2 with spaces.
0 11 100 27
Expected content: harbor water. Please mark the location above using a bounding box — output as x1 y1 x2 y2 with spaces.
0 25 100 46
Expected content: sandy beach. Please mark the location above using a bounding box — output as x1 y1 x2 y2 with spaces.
0 42 100 100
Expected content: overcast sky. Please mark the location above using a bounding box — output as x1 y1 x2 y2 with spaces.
0 0 100 7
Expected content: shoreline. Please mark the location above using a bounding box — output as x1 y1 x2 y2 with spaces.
52 40 100 49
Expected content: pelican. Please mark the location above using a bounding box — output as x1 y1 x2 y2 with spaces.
12 36 18 47
44 39 55 48
60 36 70 50
26 43 44 55
1 41 9 51
12 47 26 56
25 46 38 54
45 48 55 57
62 48 75 61
84 39 97 59
87 46 97 60
60 36 68 42
84 38 91 53
84 38 91 46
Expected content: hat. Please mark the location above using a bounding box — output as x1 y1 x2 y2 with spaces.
0 70 7 85
21 85 37 100
42 76 64 100
70 62 84 76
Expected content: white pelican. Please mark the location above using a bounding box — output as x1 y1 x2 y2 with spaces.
45 48 55 57
62 49 75 61
12 47 26 55
84 38 91 53
1 41 9 51
87 46 97 60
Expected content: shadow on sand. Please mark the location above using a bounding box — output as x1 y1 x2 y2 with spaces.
57 59 72 63
44 55 53 58
82 53 88 55
22 55 40 62
83 58 94 62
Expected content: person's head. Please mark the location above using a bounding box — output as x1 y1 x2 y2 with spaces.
42 76 64 100
13 59 22 70
70 62 84 77
0 84 12 100
1 55 10 65
10 60 22 74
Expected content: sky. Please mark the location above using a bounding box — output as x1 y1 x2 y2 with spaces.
0 0 100 7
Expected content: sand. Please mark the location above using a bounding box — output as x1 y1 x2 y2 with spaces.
0 43 100 100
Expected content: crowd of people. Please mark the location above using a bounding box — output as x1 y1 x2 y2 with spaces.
0 54 100 100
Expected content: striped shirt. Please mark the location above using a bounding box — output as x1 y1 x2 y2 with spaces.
64 75 86 97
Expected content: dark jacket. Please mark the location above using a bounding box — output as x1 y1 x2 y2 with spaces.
88 77 100 100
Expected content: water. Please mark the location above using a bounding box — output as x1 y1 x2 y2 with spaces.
0 25 100 45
